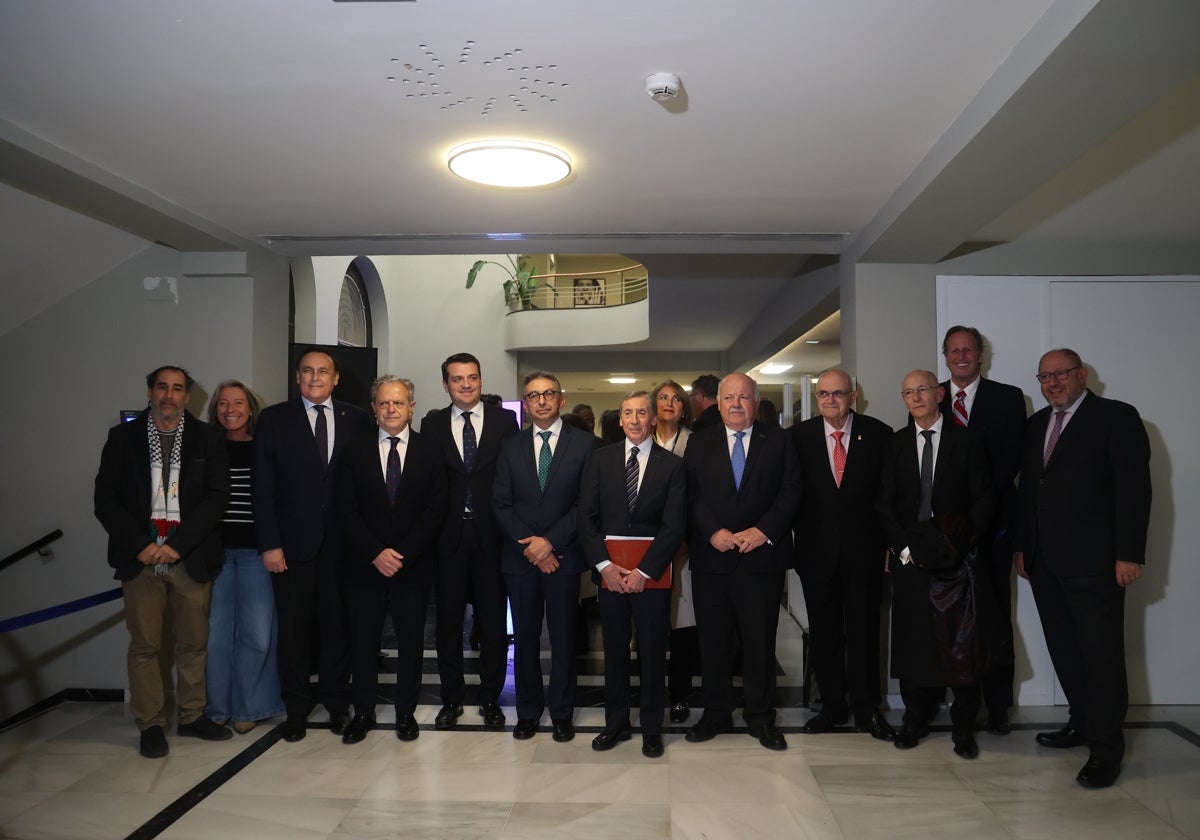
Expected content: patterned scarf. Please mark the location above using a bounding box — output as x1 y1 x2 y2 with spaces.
148 413 184 575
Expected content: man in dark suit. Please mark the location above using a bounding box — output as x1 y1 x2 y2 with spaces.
792 369 894 741
254 348 372 742
579 390 687 759
493 370 594 742
423 352 519 731
1016 348 1151 789
878 370 996 760
95 365 232 758
683 372 800 751
689 374 721 431
939 325 1026 733
338 376 447 744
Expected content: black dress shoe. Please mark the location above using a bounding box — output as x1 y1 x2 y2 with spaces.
893 724 928 750
341 713 375 745
748 722 788 751
551 718 575 743
642 733 664 758
434 703 464 730
685 716 734 743
986 711 1012 735
1036 725 1087 748
395 714 420 742
177 715 233 741
281 714 307 743
513 718 538 740
328 710 351 736
1076 756 1121 788
855 711 896 742
479 702 506 729
591 724 632 751
802 709 849 734
140 725 169 758
952 729 979 759
669 701 690 724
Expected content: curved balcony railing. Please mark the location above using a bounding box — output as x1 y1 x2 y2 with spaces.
507 264 648 313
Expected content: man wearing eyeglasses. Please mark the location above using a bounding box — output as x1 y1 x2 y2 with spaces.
791 369 895 741
878 370 996 760
493 371 595 742
1016 349 1151 789
939 326 1026 736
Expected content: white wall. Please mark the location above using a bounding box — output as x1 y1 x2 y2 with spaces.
0 242 269 718
938 274 1200 704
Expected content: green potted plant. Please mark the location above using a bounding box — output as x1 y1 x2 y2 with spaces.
465 255 554 311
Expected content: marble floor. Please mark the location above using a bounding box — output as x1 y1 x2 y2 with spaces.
1 612 1198 839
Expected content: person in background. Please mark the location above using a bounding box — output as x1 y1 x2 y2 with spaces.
599 409 623 446
204 381 283 735
690 374 721 431
755 399 779 427
652 379 699 723
572 403 597 435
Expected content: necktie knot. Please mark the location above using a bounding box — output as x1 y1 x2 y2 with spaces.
388 436 399 450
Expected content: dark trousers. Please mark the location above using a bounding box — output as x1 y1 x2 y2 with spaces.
799 564 884 724
692 568 784 727
504 569 579 722
435 520 508 706
271 542 351 717
981 532 1016 715
900 679 980 731
348 584 430 717
668 626 700 705
598 586 670 735
1030 556 1128 763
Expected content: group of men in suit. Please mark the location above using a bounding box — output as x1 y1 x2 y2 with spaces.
100 335 1150 786
796 327 1149 789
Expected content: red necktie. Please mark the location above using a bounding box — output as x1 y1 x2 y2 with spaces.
953 390 969 427
832 430 846 487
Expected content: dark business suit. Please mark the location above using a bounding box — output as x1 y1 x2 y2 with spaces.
254 397 372 717
579 441 686 735
1019 390 1150 764
940 376 1026 715
339 429 448 717
791 411 892 725
423 403 519 708
878 419 996 729
684 422 800 727
493 422 594 722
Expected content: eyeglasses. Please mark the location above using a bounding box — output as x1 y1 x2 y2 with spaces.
656 393 683 403
816 390 851 400
1035 366 1081 383
900 385 937 399
524 389 561 402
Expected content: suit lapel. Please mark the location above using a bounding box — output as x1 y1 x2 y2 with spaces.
543 426 573 492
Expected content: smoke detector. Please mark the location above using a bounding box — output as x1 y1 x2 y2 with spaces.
645 72 681 102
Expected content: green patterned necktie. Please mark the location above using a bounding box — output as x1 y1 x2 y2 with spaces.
537 430 553 490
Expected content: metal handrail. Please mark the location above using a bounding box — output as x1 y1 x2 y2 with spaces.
511 266 649 312
0 529 63 573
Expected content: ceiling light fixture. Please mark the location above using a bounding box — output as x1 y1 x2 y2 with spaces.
804 339 821 345
607 377 637 385
759 364 793 375
447 139 571 188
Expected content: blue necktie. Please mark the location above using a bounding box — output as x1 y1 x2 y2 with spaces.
537 430 553 491
731 431 746 490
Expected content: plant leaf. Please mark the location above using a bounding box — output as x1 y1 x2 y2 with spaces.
466 260 486 289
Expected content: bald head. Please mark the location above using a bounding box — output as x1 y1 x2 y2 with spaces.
901 369 943 429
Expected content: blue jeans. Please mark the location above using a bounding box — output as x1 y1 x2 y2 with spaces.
206 548 284 722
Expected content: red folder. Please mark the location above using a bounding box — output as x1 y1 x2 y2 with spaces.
602 536 672 590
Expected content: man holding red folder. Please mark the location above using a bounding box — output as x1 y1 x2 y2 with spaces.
579 390 687 758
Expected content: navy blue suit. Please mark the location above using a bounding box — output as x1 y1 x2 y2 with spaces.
493 422 594 722
254 397 372 716
579 441 686 734
684 421 800 727
422 403 519 707
1019 390 1151 764
339 429 447 716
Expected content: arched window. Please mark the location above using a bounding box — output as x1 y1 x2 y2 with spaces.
338 263 372 347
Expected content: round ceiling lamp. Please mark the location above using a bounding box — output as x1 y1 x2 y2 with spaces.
447 139 572 188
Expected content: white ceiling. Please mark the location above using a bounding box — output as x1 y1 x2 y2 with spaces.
2 0 1199 387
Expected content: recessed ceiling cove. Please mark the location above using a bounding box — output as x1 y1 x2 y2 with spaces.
386 40 568 119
